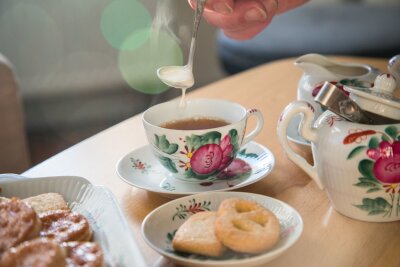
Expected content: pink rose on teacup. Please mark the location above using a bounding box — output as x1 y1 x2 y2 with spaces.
190 135 235 175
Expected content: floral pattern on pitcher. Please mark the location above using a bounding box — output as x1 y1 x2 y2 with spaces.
344 126 400 217
153 130 240 180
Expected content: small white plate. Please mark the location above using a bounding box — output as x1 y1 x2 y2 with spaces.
286 115 311 147
142 191 303 267
0 175 147 267
116 142 275 198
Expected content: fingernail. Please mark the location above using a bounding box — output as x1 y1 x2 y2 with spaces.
245 7 267 22
213 2 233 14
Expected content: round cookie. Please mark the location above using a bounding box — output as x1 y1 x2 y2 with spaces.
39 210 92 242
0 238 66 267
215 198 280 254
62 241 104 267
0 198 41 254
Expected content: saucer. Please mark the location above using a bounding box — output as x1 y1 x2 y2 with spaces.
116 142 275 198
142 191 303 267
286 115 311 146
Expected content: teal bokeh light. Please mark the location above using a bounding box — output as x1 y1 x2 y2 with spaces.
118 29 183 94
100 0 152 50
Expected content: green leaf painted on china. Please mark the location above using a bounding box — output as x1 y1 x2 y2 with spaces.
347 146 367 160
238 149 258 158
368 210 386 216
167 230 177 243
354 176 382 191
184 168 217 180
340 78 368 88
358 177 379 184
158 156 178 173
366 187 381 193
358 159 377 181
385 126 398 140
368 137 379 149
354 197 391 214
228 129 239 151
185 131 221 150
354 181 378 188
154 134 178 154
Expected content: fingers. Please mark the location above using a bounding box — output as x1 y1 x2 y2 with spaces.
188 0 278 40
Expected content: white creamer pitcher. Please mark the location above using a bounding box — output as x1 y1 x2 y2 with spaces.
295 54 380 117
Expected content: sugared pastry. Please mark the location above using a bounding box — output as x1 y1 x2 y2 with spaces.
62 241 104 267
0 238 66 267
39 210 92 242
0 198 41 254
173 211 225 257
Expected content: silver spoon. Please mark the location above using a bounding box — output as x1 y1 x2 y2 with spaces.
156 0 206 89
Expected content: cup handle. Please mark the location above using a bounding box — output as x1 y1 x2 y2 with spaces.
277 101 324 189
242 109 264 145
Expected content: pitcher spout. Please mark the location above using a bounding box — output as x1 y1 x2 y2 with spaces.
294 53 339 81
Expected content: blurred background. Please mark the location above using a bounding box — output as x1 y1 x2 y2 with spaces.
0 0 399 173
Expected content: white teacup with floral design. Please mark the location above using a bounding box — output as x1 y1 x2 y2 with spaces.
278 101 400 222
142 98 264 181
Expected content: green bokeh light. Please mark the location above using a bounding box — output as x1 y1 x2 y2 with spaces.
118 29 183 94
100 0 152 50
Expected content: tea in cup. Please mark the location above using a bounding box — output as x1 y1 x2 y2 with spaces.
142 98 264 181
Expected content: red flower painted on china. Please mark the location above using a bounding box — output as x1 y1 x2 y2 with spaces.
344 126 400 218
154 129 239 179
367 141 400 184
190 134 235 175
190 144 223 175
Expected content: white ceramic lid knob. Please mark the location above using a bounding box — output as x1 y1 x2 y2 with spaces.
373 74 397 93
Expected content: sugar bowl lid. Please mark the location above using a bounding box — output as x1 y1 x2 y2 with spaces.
345 74 400 121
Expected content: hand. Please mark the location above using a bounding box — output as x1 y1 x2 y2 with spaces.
188 0 309 40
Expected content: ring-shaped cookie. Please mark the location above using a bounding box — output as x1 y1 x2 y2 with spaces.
215 198 280 254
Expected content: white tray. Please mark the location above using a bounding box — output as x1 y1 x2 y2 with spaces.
0 174 147 267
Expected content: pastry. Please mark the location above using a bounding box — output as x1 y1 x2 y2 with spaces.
172 211 225 257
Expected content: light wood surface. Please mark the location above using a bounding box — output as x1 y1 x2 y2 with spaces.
23 57 400 267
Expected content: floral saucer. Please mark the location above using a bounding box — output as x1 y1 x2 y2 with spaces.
141 191 303 267
286 115 311 147
116 142 275 198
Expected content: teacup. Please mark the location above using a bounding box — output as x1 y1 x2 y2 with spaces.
142 98 264 181
277 100 400 222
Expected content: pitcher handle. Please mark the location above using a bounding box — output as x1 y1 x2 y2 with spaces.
242 108 264 146
277 101 324 189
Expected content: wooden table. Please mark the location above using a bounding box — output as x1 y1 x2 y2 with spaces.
23 57 400 267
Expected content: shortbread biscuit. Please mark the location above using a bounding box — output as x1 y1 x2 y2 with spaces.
0 238 66 267
215 198 280 254
173 211 225 257
0 198 42 254
23 193 69 214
